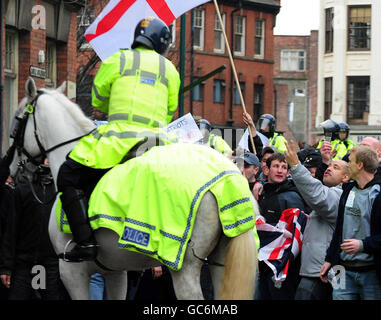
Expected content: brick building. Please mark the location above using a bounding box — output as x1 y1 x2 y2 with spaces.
169 0 281 147
76 0 280 149
273 31 319 146
1 0 83 153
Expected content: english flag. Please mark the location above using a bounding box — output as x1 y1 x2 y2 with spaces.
85 0 211 61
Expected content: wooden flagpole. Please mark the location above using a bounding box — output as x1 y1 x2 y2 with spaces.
213 0 256 154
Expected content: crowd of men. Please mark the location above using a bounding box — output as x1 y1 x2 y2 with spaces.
236 112 381 300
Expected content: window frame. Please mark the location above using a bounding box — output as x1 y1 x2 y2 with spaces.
347 76 370 124
192 77 205 102
4 28 19 151
325 8 334 53
213 79 226 104
169 20 176 48
253 84 264 124
234 15 246 56
214 13 226 53
347 5 371 51
45 40 57 88
254 19 265 59
233 81 245 105
324 77 333 120
280 49 306 72
193 8 205 50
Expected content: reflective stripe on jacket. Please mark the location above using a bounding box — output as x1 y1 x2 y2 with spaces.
69 47 180 169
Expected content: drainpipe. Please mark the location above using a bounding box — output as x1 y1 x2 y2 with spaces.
229 0 242 122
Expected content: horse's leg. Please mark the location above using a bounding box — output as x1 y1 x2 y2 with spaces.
59 260 91 300
170 191 221 300
103 271 128 300
208 235 230 299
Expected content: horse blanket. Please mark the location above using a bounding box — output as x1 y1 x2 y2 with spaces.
57 143 256 270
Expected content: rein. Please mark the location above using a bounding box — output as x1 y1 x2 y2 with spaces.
13 91 93 204
15 91 93 168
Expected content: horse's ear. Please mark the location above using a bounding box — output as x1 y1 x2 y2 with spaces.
57 81 67 94
25 77 37 100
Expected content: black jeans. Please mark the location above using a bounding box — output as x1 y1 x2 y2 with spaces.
8 265 65 300
295 276 332 300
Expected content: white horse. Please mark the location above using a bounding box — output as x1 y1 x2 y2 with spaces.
9 77 258 300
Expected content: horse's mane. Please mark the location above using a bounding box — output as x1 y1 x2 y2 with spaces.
40 88 95 132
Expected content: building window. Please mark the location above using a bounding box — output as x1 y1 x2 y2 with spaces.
348 6 371 50
193 9 205 50
192 77 205 101
233 82 245 105
46 40 57 88
324 77 333 119
347 76 370 124
214 13 225 53
169 20 176 47
325 8 334 53
213 79 225 103
234 16 245 56
4 29 19 151
281 50 306 72
253 84 264 124
254 19 265 58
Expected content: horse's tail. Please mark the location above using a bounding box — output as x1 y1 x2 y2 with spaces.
217 230 257 300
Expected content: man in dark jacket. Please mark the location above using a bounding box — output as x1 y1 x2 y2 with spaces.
320 145 381 300
256 152 305 300
0 161 66 300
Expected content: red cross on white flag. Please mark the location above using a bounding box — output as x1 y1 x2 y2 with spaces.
85 0 210 61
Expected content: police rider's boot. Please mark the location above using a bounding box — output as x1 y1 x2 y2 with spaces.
58 187 98 262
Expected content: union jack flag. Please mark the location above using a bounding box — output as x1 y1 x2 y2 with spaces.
256 208 308 288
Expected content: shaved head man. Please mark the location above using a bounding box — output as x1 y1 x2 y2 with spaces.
360 137 381 160
323 160 350 187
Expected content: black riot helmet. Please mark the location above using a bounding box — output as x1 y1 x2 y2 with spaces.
196 119 212 132
338 122 350 140
196 119 211 144
319 119 340 141
257 114 276 135
131 17 171 55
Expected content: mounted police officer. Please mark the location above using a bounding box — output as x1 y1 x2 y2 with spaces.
56 17 180 262
257 114 287 153
196 119 232 156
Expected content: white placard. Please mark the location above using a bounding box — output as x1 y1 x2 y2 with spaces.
163 113 203 144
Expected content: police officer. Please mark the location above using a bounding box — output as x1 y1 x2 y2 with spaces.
56 17 180 262
334 122 355 160
317 119 342 159
196 119 233 156
257 114 287 153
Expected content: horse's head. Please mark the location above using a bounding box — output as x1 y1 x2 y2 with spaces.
9 77 88 181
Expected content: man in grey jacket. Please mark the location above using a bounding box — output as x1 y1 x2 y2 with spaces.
284 140 350 300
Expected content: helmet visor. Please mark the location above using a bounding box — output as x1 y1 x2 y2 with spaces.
258 118 271 132
198 122 211 132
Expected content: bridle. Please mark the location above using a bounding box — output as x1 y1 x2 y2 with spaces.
12 91 92 170
11 91 93 204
